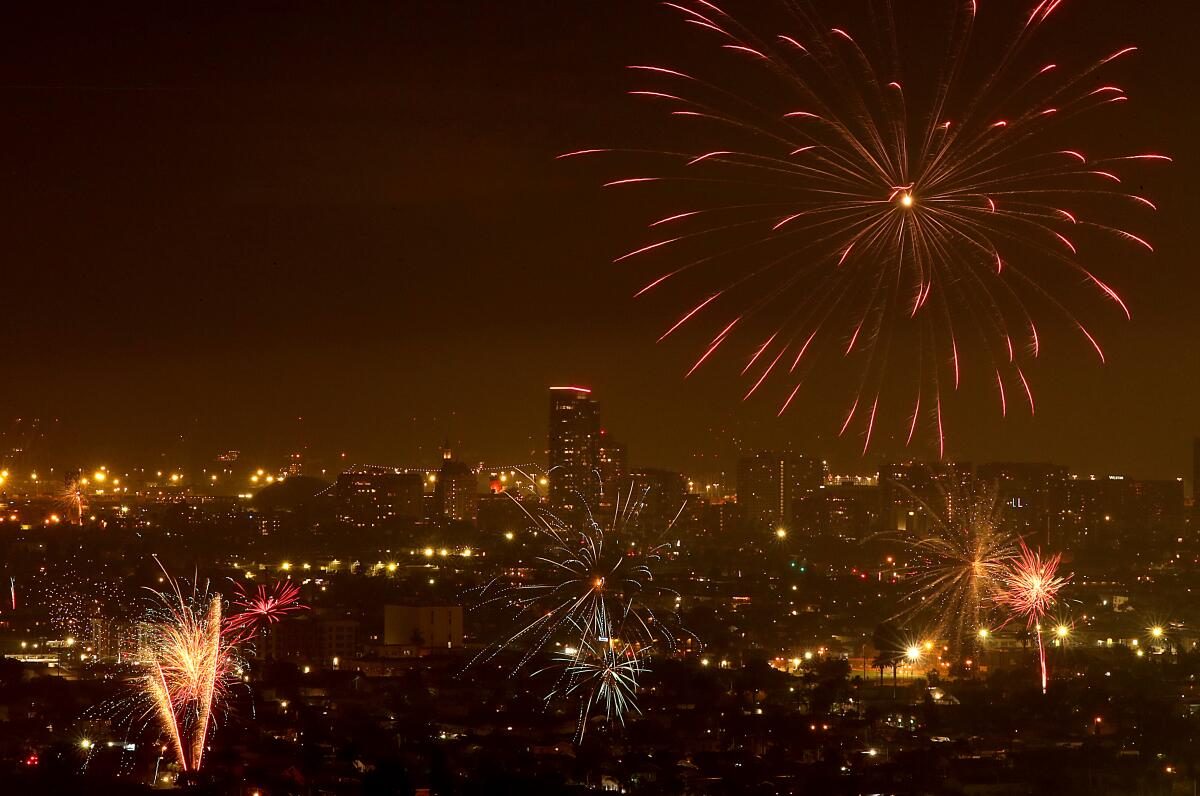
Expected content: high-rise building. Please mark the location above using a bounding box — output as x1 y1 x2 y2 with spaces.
877 461 973 533
596 433 628 510
735 452 827 532
977 462 1069 546
802 476 881 539
1065 474 1186 554
629 468 689 535
335 470 424 529
434 446 478 522
548 386 600 511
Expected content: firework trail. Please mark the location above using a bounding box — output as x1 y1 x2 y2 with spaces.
563 0 1167 454
223 579 306 642
469 484 695 736
890 480 1017 651
539 629 647 741
470 485 688 670
140 573 240 772
128 569 306 771
141 589 235 770
995 540 1071 693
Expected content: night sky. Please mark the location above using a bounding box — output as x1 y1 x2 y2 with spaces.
2 1 1196 486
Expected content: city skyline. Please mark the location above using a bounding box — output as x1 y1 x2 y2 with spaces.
0 388 1193 512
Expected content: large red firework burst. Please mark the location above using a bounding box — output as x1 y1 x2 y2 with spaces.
224 579 306 643
563 0 1167 454
995 540 1071 693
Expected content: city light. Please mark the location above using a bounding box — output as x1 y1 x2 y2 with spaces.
0 0 1186 781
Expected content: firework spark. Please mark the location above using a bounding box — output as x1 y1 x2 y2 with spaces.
471 486 687 671
129 568 306 771
541 631 647 741
59 473 88 525
995 540 1071 693
141 578 241 772
469 485 694 737
565 0 1166 454
224 579 306 642
892 481 1017 650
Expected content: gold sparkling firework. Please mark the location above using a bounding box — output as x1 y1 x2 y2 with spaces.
117 570 305 772
140 577 240 772
892 481 1017 650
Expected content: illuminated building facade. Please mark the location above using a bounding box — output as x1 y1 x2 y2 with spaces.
335 470 424 528
735 452 826 532
435 446 478 522
596 433 627 510
548 386 600 511
977 462 1069 546
878 461 973 533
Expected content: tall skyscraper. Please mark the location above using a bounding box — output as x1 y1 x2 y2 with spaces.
735 452 827 532
596 432 627 510
548 386 600 511
435 445 478 522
